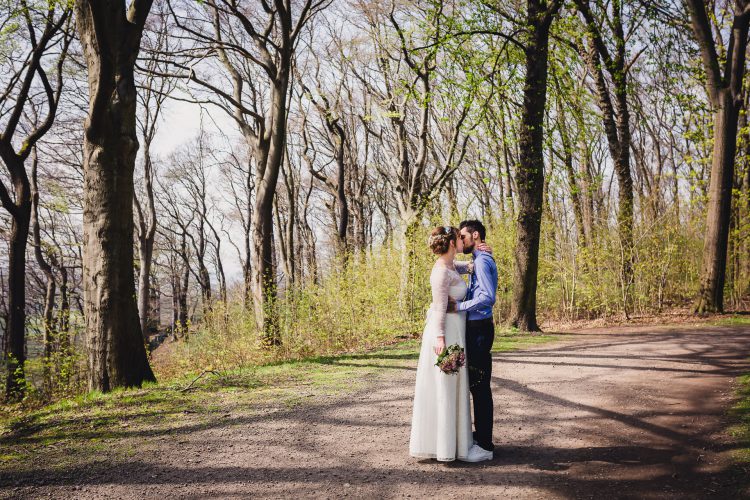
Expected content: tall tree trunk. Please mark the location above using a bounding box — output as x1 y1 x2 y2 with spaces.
578 140 596 244
696 90 741 312
210 227 227 304
669 134 680 220
135 138 157 341
562 147 586 248
137 239 153 339
179 268 189 337
499 105 515 216
197 254 211 310
251 62 290 345
398 216 421 319
335 144 349 257
280 152 297 282
576 0 634 315
5 194 30 399
510 0 561 332
30 149 56 388
354 198 367 256
741 99 750 292
170 266 179 340
728 168 741 306
57 262 70 359
75 0 155 391
686 0 750 313
243 173 253 311
252 156 281 346
231 5 295 342
176 234 190 336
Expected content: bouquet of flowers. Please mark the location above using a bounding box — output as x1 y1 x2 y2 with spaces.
435 344 466 374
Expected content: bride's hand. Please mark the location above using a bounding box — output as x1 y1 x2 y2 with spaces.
476 242 493 254
434 336 446 356
446 297 457 312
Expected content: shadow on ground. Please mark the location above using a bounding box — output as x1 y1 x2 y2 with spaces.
2 325 750 499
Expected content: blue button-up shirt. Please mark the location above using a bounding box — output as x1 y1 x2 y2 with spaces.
456 250 497 320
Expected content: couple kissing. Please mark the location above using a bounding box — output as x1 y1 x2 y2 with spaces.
410 220 498 463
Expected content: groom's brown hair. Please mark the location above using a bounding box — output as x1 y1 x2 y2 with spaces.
459 220 486 241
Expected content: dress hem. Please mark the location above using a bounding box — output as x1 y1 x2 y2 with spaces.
410 452 469 462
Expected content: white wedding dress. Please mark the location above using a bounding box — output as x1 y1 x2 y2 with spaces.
409 262 472 461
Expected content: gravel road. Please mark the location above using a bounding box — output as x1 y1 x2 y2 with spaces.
3 323 750 499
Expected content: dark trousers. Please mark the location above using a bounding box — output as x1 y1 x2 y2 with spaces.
466 318 494 451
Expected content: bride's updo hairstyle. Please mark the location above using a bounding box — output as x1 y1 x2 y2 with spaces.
428 225 458 254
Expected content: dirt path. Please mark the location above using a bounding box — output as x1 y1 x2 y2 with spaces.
4 324 750 499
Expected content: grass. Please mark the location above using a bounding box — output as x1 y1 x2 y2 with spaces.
716 314 750 463
728 318 750 465
0 330 561 476
730 374 750 463
712 314 750 327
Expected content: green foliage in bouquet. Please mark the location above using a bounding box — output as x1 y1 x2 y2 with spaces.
435 344 465 374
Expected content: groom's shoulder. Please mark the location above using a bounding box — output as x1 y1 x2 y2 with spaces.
475 250 497 268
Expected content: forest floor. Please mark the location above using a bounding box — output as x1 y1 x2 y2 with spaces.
1 317 750 499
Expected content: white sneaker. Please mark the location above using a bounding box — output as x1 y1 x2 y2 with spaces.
459 444 493 462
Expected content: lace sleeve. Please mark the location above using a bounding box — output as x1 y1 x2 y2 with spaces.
430 265 451 339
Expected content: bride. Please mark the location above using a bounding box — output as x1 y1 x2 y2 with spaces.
409 225 474 462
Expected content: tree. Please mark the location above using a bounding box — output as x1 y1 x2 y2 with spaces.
296 21 375 260
573 0 639 317
300 77 350 259
75 0 156 391
685 0 750 313
0 2 71 399
135 6 176 340
510 0 563 332
29 147 56 388
354 1 478 315
166 0 330 345
164 131 217 312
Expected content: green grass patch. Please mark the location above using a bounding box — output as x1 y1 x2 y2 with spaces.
492 332 559 352
711 315 750 327
729 374 750 463
0 331 559 474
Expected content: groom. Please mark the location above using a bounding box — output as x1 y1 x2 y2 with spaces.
449 219 497 462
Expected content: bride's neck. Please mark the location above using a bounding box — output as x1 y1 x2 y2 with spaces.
437 251 455 266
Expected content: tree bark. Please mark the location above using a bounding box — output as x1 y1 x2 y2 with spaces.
301 82 350 258
182 0 312 345
135 142 156 340
695 89 742 312
4 187 30 399
174 231 190 336
510 0 561 332
741 94 750 292
137 229 154 339
0 4 71 400
685 0 750 313
578 139 596 244
30 149 56 388
75 0 156 391
57 261 70 360
575 0 634 315
251 74 289 346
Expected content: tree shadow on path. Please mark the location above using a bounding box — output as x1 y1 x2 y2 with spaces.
2 325 750 499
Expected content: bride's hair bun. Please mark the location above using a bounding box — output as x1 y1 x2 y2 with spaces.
428 225 457 254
